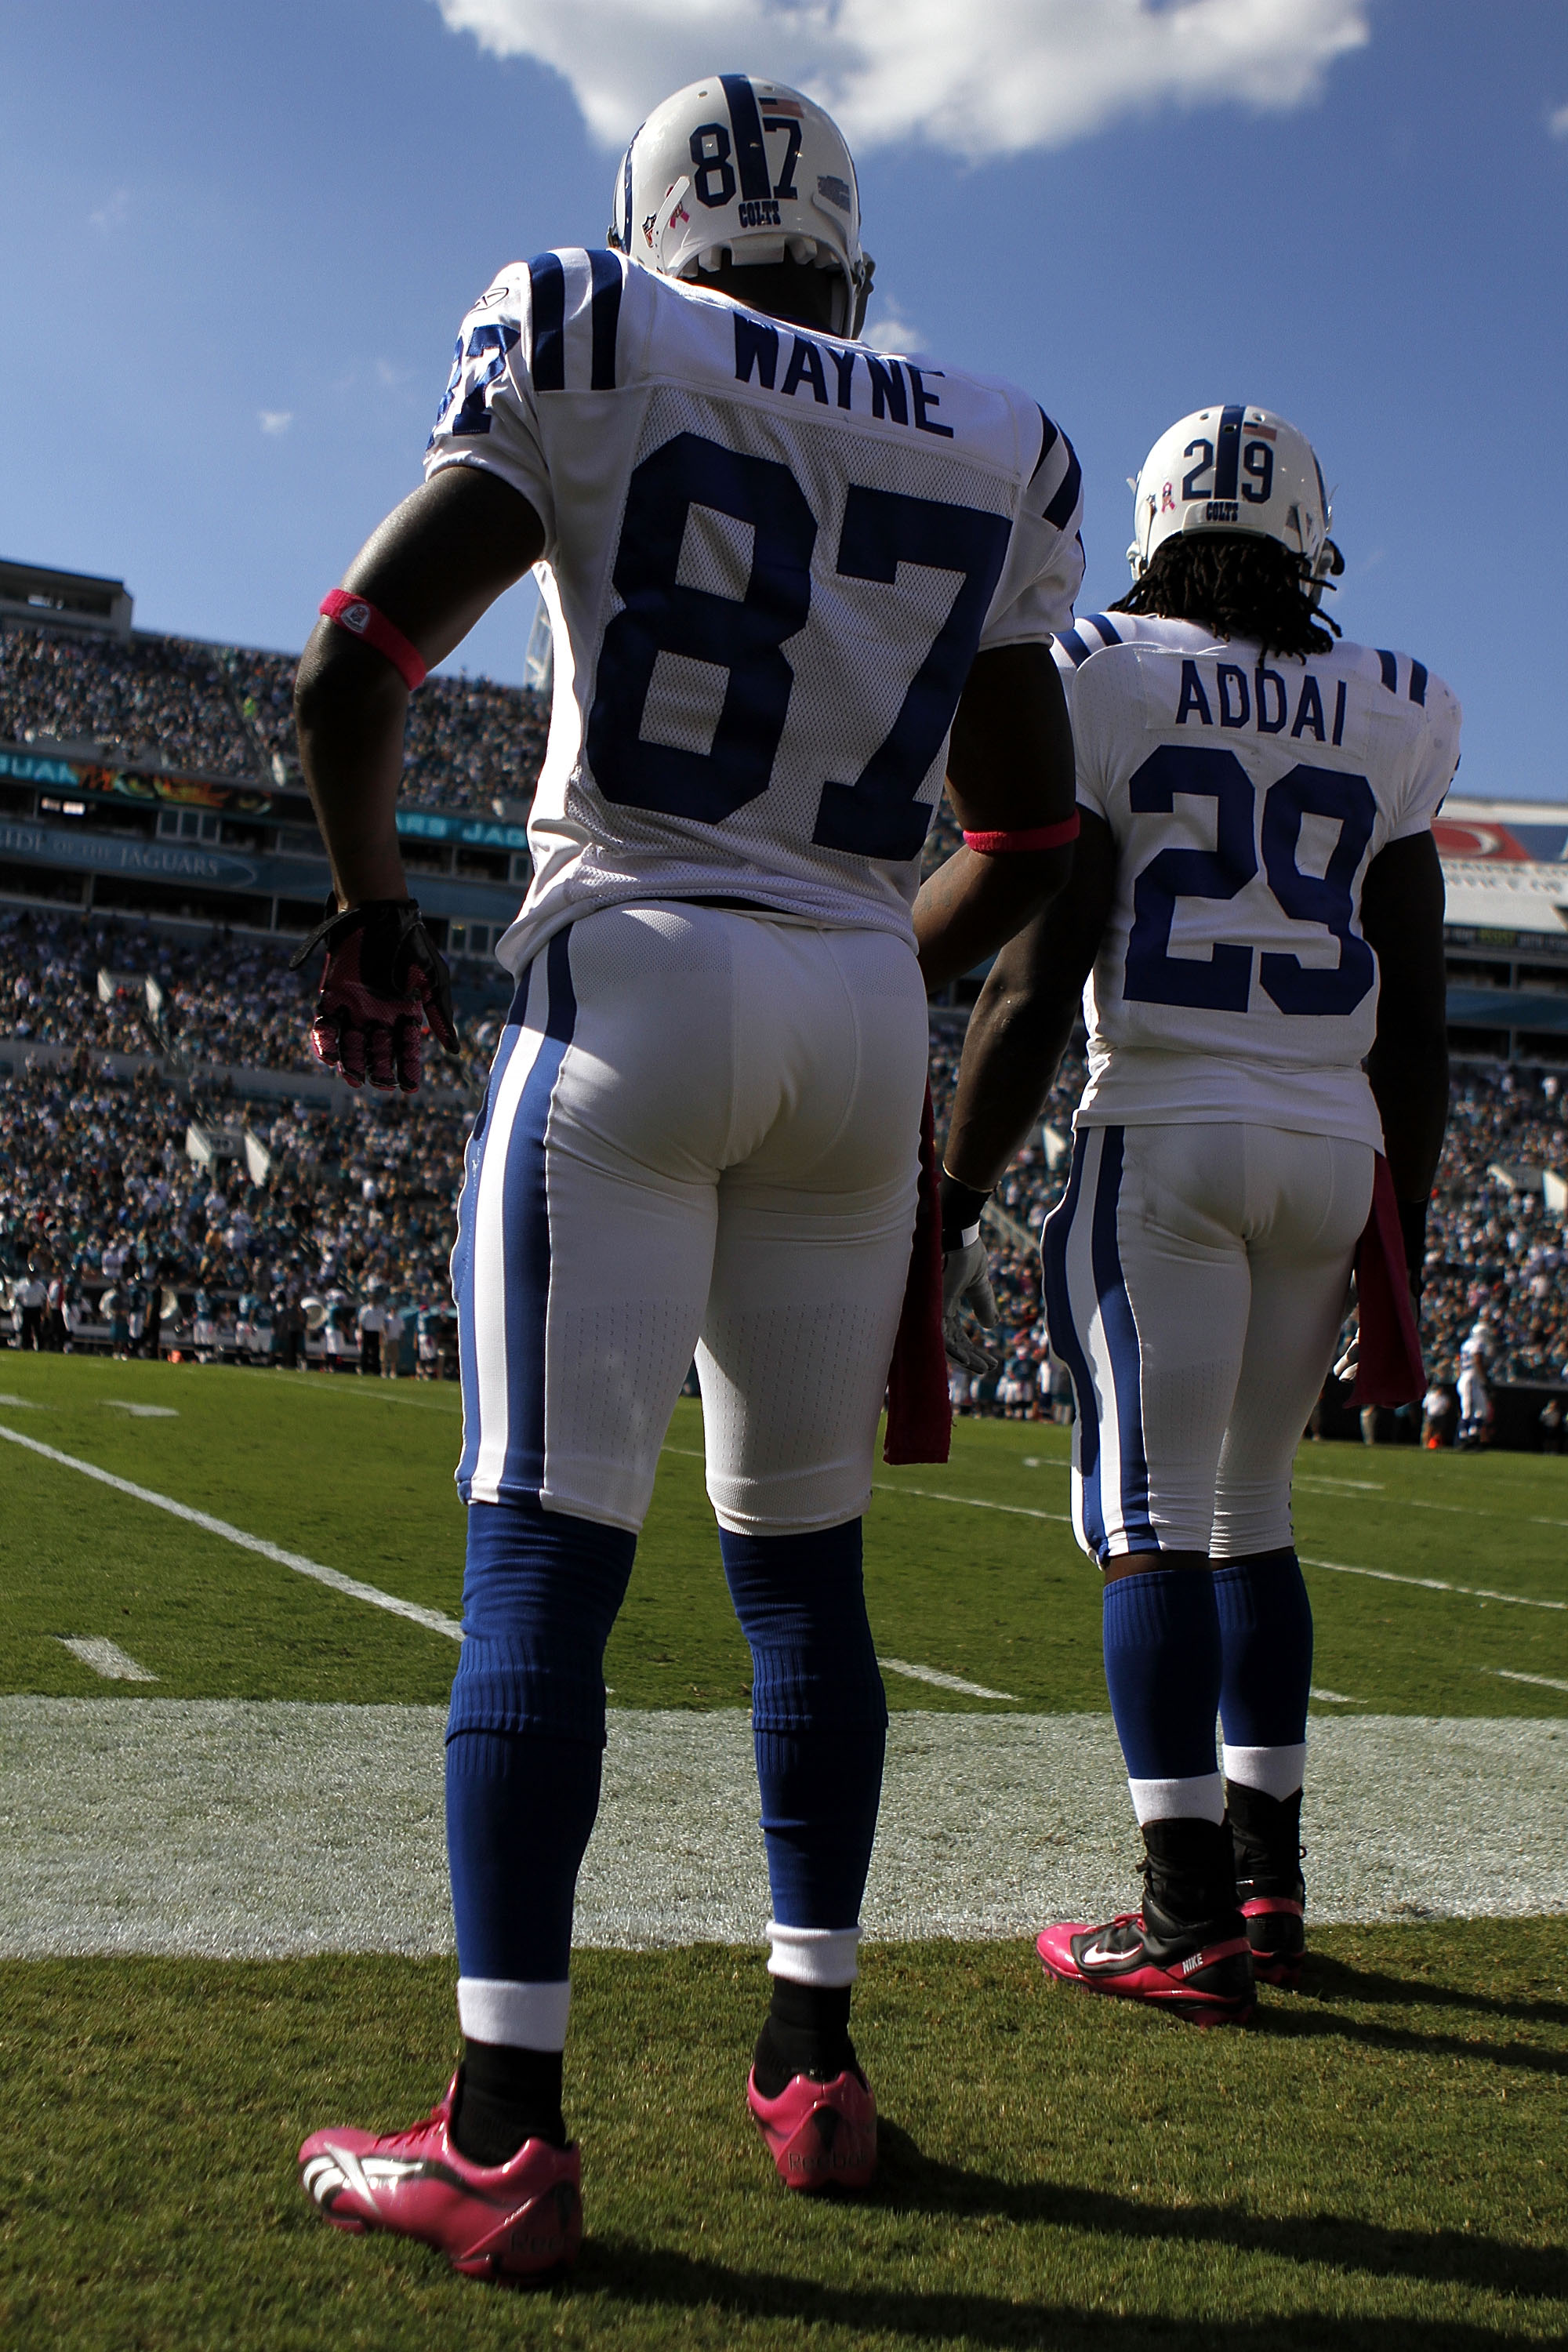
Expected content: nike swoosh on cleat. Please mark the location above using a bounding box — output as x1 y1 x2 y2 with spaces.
1078 1937 1135 1969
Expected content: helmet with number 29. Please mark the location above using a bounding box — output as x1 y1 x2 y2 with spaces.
607 74 873 339
1128 405 1337 597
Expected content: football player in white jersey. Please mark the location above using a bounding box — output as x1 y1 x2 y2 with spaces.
290 75 1083 2275
940 405 1456 2023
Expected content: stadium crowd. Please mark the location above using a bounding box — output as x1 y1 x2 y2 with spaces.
1 619 549 815
2 907 318 1071
924 1046 1568 1416
6 941 1563 1413
2 898 1566 1415
0 1058 470 1369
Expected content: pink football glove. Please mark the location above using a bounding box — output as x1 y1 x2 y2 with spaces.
290 898 459 1092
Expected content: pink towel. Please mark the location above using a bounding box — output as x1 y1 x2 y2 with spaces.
1354 1152 1425 1407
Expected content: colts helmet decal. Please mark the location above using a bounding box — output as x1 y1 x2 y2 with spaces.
607 74 874 339
1128 405 1341 602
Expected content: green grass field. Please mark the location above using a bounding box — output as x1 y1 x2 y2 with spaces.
2 1354 1566 2347
2 1353 1565 1715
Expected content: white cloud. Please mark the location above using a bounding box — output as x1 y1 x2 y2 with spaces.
432 0 1370 159
258 411 294 436
1550 102 1568 140
90 188 130 231
862 303 927 355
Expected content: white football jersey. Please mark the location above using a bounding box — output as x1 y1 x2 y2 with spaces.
423 249 1084 972
1051 611 1461 1148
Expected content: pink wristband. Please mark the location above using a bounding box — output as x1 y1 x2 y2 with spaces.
319 590 427 691
961 813 1080 854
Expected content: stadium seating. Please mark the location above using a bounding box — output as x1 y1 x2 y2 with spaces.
1 619 549 815
3 895 1563 1404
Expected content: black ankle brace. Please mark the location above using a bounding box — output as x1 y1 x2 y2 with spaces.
451 2039 567 2164
1141 1815 1243 1932
752 1978 857 2098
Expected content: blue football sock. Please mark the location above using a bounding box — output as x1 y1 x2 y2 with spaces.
1102 1568 1223 1818
445 1497 635 1989
720 1521 886 1937
1214 1548 1314 1782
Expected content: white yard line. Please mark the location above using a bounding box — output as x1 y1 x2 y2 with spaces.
1309 1686 1358 1703
875 1482 1073 1525
0 1424 463 1642
56 1637 157 1682
1301 1555 1566 1612
879 1657 1019 1702
1483 1668 1568 1695
103 1400 178 1419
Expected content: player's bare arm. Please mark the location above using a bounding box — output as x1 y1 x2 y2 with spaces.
940 805 1116 1189
294 466 546 909
911 641 1077 993
1360 826 1450 1261
287 468 544 1091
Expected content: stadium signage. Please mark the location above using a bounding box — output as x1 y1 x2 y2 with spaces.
395 809 531 851
0 741 527 843
0 748 80 786
0 742 275 815
0 821 259 886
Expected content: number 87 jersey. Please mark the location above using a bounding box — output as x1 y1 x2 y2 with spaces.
423 249 1085 973
1051 611 1461 1147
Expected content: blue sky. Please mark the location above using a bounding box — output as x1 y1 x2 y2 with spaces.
2 0 1565 799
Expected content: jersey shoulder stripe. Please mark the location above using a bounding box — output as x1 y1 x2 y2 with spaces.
1374 644 1432 706
1032 412 1082 531
1051 612 1126 670
522 248 626 394
426 249 629 447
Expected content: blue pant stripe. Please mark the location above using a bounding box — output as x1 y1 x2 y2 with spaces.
1089 1127 1156 1549
1040 1129 1105 1555
453 1021 525 1494
500 931 579 1498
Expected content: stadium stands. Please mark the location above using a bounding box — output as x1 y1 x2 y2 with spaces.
2 613 550 815
2 562 1564 1426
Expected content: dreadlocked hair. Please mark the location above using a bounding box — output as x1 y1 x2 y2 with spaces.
1111 533 1341 661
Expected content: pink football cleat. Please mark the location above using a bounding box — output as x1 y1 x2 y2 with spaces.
746 2064 878 2192
298 2071 581 2281
1241 1893 1306 1989
1036 1911 1254 2026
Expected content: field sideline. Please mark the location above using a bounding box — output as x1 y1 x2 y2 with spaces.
2 1353 1566 2347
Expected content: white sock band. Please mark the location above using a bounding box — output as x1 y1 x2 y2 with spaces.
456 1977 571 2050
1223 1743 1306 1802
1127 1772 1225 1828
765 1922 861 1987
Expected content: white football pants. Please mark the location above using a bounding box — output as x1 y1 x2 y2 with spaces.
452 903 928 1534
1043 1121 1374 1563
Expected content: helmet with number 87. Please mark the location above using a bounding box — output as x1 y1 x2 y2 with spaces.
1127 405 1338 600
607 74 873 339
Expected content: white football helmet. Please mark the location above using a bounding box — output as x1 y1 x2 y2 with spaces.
1127 405 1338 596
607 74 873 339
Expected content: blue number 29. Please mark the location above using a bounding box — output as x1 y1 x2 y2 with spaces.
1123 745 1376 1017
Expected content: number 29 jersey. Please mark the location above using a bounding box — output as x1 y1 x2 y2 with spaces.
1051 612 1461 1149
423 249 1085 975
